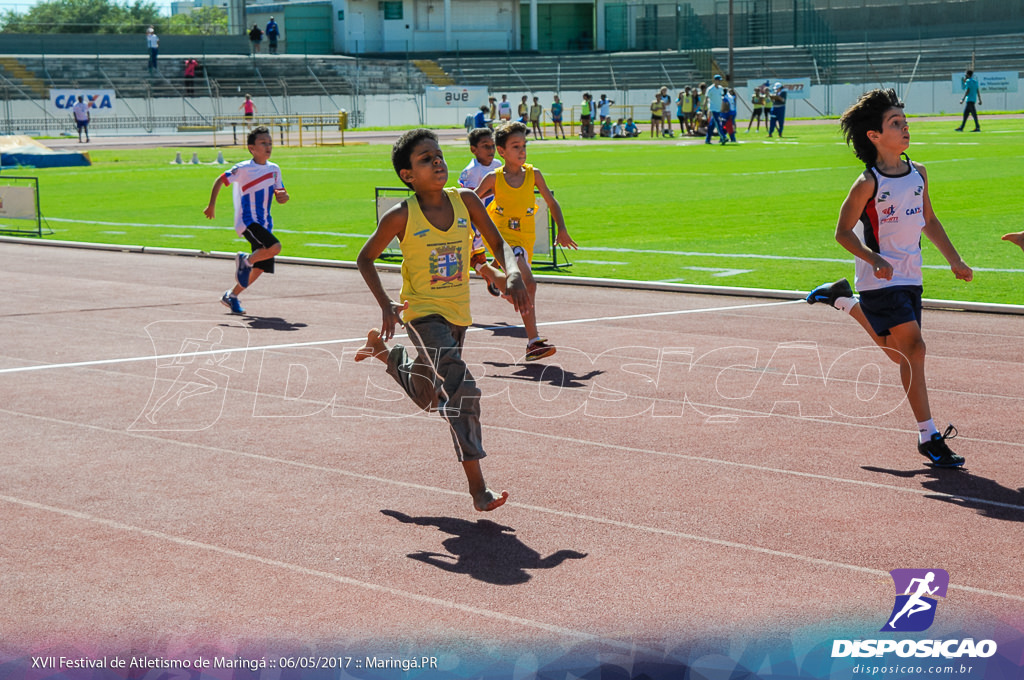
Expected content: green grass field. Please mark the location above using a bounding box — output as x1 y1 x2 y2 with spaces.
11 117 1024 304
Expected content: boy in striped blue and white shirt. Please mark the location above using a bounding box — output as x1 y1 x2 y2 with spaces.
204 125 289 314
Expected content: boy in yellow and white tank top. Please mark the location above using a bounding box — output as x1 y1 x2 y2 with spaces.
355 129 530 512
475 121 578 361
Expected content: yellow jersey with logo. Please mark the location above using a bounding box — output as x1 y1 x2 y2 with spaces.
486 164 538 260
400 187 472 327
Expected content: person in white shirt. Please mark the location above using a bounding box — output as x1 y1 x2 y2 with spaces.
146 26 159 73
71 95 90 143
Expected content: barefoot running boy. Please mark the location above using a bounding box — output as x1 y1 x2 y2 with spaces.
355 128 531 512
204 125 288 314
458 127 505 297
806 89 973 467
474 121 578 361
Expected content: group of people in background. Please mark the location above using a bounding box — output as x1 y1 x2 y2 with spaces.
249 16 281 54
472 80 788 143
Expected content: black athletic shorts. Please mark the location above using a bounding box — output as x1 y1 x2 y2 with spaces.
242 222 279 273
858 285 923 337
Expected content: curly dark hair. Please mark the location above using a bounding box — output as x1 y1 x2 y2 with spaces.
468 126 494 147
391 128 438 188
839 88 904 167
494 120 528 148
247 125 270 146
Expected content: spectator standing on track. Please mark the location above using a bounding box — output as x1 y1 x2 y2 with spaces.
805 88 972 468
146 26 159 73
488 97 497 121
354 128 529 513
529 96 544 139
704 75 726 145
474 121 578 361
249 24 263 54
203 125 289 316
955 69 982 132
497 94 512 122
649 92 662 137
71 95 89 143
768 82 787 137
748 84 767 131
580 93 594 138
598 94 614 125
183 58 198 97
659 86 673 137
550 95 565 139
265 16 280 54
517 95 529 125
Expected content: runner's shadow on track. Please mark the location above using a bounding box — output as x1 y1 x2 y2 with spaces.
381 509 587 585
862 466 1024 522
471 321 522 339
222 316 308 332
484 361 603 388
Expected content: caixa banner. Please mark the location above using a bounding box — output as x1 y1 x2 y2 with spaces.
49 90 117 116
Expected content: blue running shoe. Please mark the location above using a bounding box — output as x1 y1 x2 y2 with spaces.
806 278 853 308
918 425 965 468
220 291 245 314
235 252 253 288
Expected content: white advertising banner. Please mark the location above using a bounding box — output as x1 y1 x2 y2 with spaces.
49 89 117 116
952 72 1018 94
425 86 489 108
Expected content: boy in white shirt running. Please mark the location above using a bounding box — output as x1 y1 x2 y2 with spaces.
203 125 289 314
806 89 972 468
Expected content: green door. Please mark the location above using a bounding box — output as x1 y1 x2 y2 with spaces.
283 4 333 55
521 3 594 52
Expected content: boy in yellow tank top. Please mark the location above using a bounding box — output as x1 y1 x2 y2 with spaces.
474 121 578 361
355 128 530 512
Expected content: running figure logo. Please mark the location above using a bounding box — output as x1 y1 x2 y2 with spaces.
881 569 949 632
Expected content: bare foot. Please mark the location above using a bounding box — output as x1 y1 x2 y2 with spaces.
1001 231 1024 252
354 329 388 363
473 489 509 512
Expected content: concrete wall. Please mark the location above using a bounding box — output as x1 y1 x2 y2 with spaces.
4 77 1021 133
0 34 251 56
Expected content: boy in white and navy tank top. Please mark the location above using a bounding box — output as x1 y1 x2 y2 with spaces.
203 125 289 314
805 89 973 468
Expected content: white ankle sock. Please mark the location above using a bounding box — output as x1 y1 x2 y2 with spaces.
834 296 858 315
918 419 939 443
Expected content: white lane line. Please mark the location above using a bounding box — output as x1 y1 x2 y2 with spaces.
577 246 1024 273
36 219 1024 273
0 299 802 375
0 492 625 648
2 408 1022 604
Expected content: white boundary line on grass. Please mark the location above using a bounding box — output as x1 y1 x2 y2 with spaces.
22 227 1024 274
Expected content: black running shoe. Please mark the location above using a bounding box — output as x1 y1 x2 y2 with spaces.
918 425 965 468
805 278 853 308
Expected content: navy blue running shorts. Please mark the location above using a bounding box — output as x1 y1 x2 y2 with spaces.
242 222 280 273
858 285 923 336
